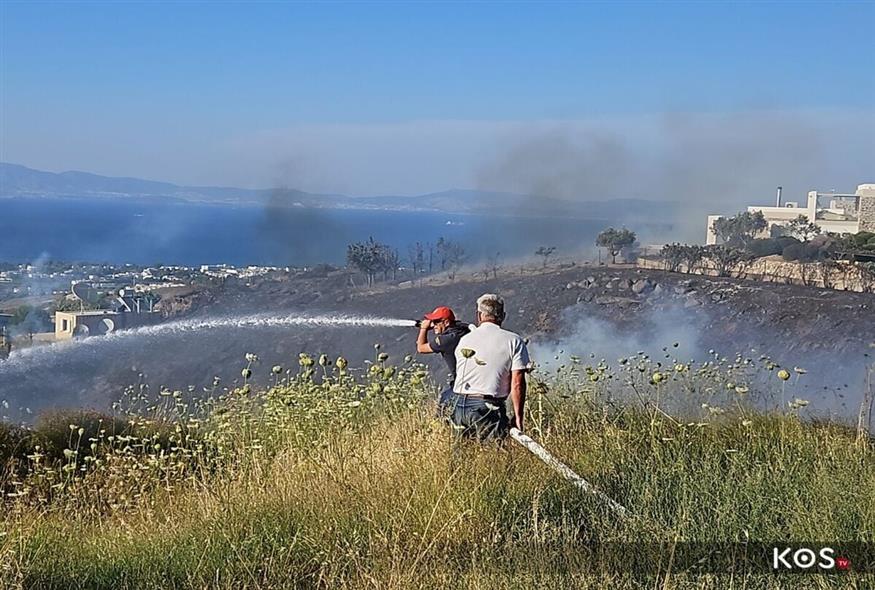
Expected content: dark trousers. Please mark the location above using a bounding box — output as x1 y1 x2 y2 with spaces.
445 393 509 440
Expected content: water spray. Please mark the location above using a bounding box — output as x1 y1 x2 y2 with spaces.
0 313 416 371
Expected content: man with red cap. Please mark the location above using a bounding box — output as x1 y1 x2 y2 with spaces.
415 305 470 411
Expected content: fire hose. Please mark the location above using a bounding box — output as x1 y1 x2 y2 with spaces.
509 427 630 519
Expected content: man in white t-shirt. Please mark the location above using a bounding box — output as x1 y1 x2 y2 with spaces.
448 293 529 438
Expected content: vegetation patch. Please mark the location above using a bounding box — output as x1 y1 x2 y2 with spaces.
1 350 873 588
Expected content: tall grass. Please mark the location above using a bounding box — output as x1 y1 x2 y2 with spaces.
1 350 872 589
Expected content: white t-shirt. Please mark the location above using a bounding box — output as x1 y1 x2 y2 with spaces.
452 322 530 399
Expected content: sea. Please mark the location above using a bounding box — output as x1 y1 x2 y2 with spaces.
0 196 617 266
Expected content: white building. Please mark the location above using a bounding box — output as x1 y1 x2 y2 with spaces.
706 183 875 245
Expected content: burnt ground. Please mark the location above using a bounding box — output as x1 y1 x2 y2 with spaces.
1 263 873 422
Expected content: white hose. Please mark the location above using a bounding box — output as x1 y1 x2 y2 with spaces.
509 427 629 519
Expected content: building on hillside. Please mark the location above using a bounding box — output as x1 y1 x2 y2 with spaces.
54 308 162 340
706 183 875 245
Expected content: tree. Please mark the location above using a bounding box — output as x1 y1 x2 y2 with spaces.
379 248 401 281
704 245 746 277
436 237 449 270
10 305 51 337
596 228 636 264
407 242 425 276
347 237 395 286
711 211 768 247
436 238 466 280
660 243 686 273
783 215 822 242
682 244 706 273
535 246 557 268
426 242 435 273
487 251 502 279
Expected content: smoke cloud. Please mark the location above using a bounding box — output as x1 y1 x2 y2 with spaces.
474 111 874 242
530 299 871 422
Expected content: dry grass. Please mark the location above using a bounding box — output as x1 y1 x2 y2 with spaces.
1 352 873 589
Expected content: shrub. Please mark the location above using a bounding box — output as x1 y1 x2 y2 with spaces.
853 231 875 247
32 409 129 462
782 242 822 262
0 421 30 466
746 238 784 258
782 243 803 261
775 236 801 250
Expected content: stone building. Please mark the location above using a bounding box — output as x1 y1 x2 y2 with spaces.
860 184 875 232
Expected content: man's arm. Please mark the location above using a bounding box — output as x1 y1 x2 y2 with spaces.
416 319 434 354
510 370 527 431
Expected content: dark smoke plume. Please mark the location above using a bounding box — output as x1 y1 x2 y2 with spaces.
475 111 873 243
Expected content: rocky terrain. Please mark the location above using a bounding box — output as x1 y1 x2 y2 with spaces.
190 262 874 354
1 262 873 422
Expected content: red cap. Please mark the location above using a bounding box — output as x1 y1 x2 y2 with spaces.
424 306 455 322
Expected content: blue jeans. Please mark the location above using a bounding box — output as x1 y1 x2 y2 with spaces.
445 393 509 440
438 386 454 414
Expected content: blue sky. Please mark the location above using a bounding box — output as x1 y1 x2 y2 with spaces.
1 1 873 201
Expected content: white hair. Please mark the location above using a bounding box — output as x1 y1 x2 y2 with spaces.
476 293 505 322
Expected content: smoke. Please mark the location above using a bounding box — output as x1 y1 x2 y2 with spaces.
530 298 871 421
476 128 631 201
531 303 705 370
5 252 55 337
258 187 350 266
474 111 874 243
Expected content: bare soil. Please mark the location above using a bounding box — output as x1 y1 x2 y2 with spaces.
2 262 873 421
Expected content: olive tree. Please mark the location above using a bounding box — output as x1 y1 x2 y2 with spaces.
711 211 768 247
596 227 636 264
660 243 686 272
704 245 746 277
783 215 822 242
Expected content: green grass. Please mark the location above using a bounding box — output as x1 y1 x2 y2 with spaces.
1 352 873 589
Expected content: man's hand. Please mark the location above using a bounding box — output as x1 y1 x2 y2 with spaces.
416 319 434 354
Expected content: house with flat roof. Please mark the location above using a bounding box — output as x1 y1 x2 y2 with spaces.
706 183 875 244
54 309 161 339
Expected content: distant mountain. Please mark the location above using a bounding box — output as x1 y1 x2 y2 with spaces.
0 162 335 206
0 162 677 221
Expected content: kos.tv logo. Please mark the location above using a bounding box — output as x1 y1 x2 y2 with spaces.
772 546 851 571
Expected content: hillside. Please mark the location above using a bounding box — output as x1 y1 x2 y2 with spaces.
0 162 678 221
1 263 872 423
